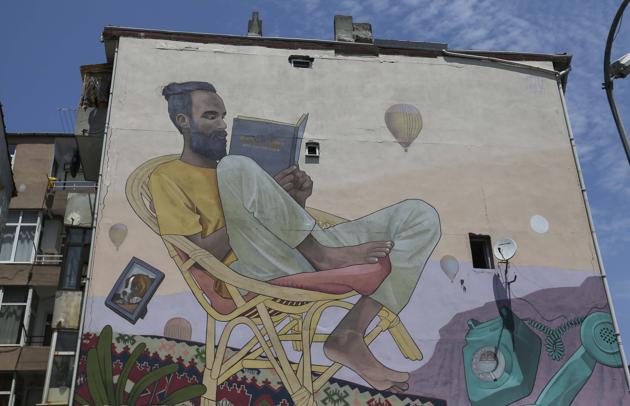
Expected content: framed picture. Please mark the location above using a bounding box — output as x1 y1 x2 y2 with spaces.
105 257 164 324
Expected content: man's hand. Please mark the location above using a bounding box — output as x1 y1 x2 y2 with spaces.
274 165 313 207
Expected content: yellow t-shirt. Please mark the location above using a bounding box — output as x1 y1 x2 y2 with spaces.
148 159 237 265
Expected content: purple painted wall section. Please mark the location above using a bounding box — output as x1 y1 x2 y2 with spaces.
409 276 630 405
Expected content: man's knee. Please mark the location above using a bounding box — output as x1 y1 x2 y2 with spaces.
217 155 256 170
218 155 258 174
401 199 441 242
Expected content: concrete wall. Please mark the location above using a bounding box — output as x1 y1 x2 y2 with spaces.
0 111 14 235
76 37 629 406
8 140 54 209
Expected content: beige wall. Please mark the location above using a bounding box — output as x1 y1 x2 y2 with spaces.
88 37 597 298
9 143 54 209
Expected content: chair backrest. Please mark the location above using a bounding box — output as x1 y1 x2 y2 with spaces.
125 154 178 235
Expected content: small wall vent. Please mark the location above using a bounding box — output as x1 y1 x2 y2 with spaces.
305 141 320 164
289 55 314 69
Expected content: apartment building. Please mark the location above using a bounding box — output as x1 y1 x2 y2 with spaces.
0 102 98 404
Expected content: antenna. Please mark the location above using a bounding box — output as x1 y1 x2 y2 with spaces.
493 238 518 262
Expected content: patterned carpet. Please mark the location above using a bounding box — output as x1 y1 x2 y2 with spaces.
75 331 446 405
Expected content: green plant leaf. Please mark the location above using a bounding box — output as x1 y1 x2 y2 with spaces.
86 349 108 406
162 384 207 405
126 364 178 406
115 342 146 406
96 325 116 403
74 392 90 406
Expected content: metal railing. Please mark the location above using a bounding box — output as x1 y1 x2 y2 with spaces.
47 179 97 193
35 254 63 265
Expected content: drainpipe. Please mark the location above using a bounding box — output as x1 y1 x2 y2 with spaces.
68 41 120 406
556 73 630 392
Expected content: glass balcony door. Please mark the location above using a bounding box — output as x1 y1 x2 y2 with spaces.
0 211 41 263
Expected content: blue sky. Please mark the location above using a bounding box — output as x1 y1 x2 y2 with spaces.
1 0 629 341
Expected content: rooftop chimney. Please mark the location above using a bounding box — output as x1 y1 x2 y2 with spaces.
248 11 263 37
334 15 373 43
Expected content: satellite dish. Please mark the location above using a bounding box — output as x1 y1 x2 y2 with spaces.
493 238 518 261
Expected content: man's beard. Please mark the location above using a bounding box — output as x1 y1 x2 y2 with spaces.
190 125 228 160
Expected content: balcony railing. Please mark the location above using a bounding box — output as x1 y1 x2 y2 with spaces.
47 179 97 193
35 254 63 265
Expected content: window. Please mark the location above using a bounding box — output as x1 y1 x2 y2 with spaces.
43 330 77 404
0 373 16 406
469 233 494 269
8 145 16 169
59 228 91 290
0 211 41 263
0 287 33 345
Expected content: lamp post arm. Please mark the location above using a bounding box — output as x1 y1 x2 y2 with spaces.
604 0 630 166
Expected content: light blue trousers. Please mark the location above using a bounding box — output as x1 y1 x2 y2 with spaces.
217 155 441 313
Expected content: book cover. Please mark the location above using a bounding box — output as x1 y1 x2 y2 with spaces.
229 113 309 176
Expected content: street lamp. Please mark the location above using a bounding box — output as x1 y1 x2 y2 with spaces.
611 53 630 79
603 0 630 166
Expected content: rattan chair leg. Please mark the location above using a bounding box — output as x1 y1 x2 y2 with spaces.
291 316 303 351
378 308 423 361
201 375 217 406
255 303 302 394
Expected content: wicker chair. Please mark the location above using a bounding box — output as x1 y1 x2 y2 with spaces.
125 155 422 406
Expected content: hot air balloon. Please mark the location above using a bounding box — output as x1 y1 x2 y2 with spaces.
440 255 460 282
109 223 128 250
164 317 192 341
384 104 423 151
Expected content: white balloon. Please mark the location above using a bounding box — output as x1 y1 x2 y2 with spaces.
440 255 460 282
530 215 549 234
109 223 128 250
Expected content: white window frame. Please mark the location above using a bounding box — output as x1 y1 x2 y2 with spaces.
8 144 16 169
42 330 78 405
0 210 42 263
0 372 16 406
0 287 33 347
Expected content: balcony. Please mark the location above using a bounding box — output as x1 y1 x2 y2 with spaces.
0 346 50 371
79 64 112 109
45 180 96 227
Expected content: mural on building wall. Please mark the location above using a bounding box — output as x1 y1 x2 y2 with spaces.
74 77 628 406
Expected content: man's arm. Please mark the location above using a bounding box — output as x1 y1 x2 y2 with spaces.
274 166 313 207
182 165 312 261
187 227 232 261
149 171 233 260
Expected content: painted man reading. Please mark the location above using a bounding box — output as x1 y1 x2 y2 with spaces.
149 81 440 392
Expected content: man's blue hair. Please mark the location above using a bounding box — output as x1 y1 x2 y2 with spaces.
162 82 217 131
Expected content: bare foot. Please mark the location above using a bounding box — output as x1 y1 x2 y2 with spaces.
323 330 409 391
298 235 394 271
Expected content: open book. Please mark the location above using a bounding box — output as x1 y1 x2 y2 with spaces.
229 113 309 176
